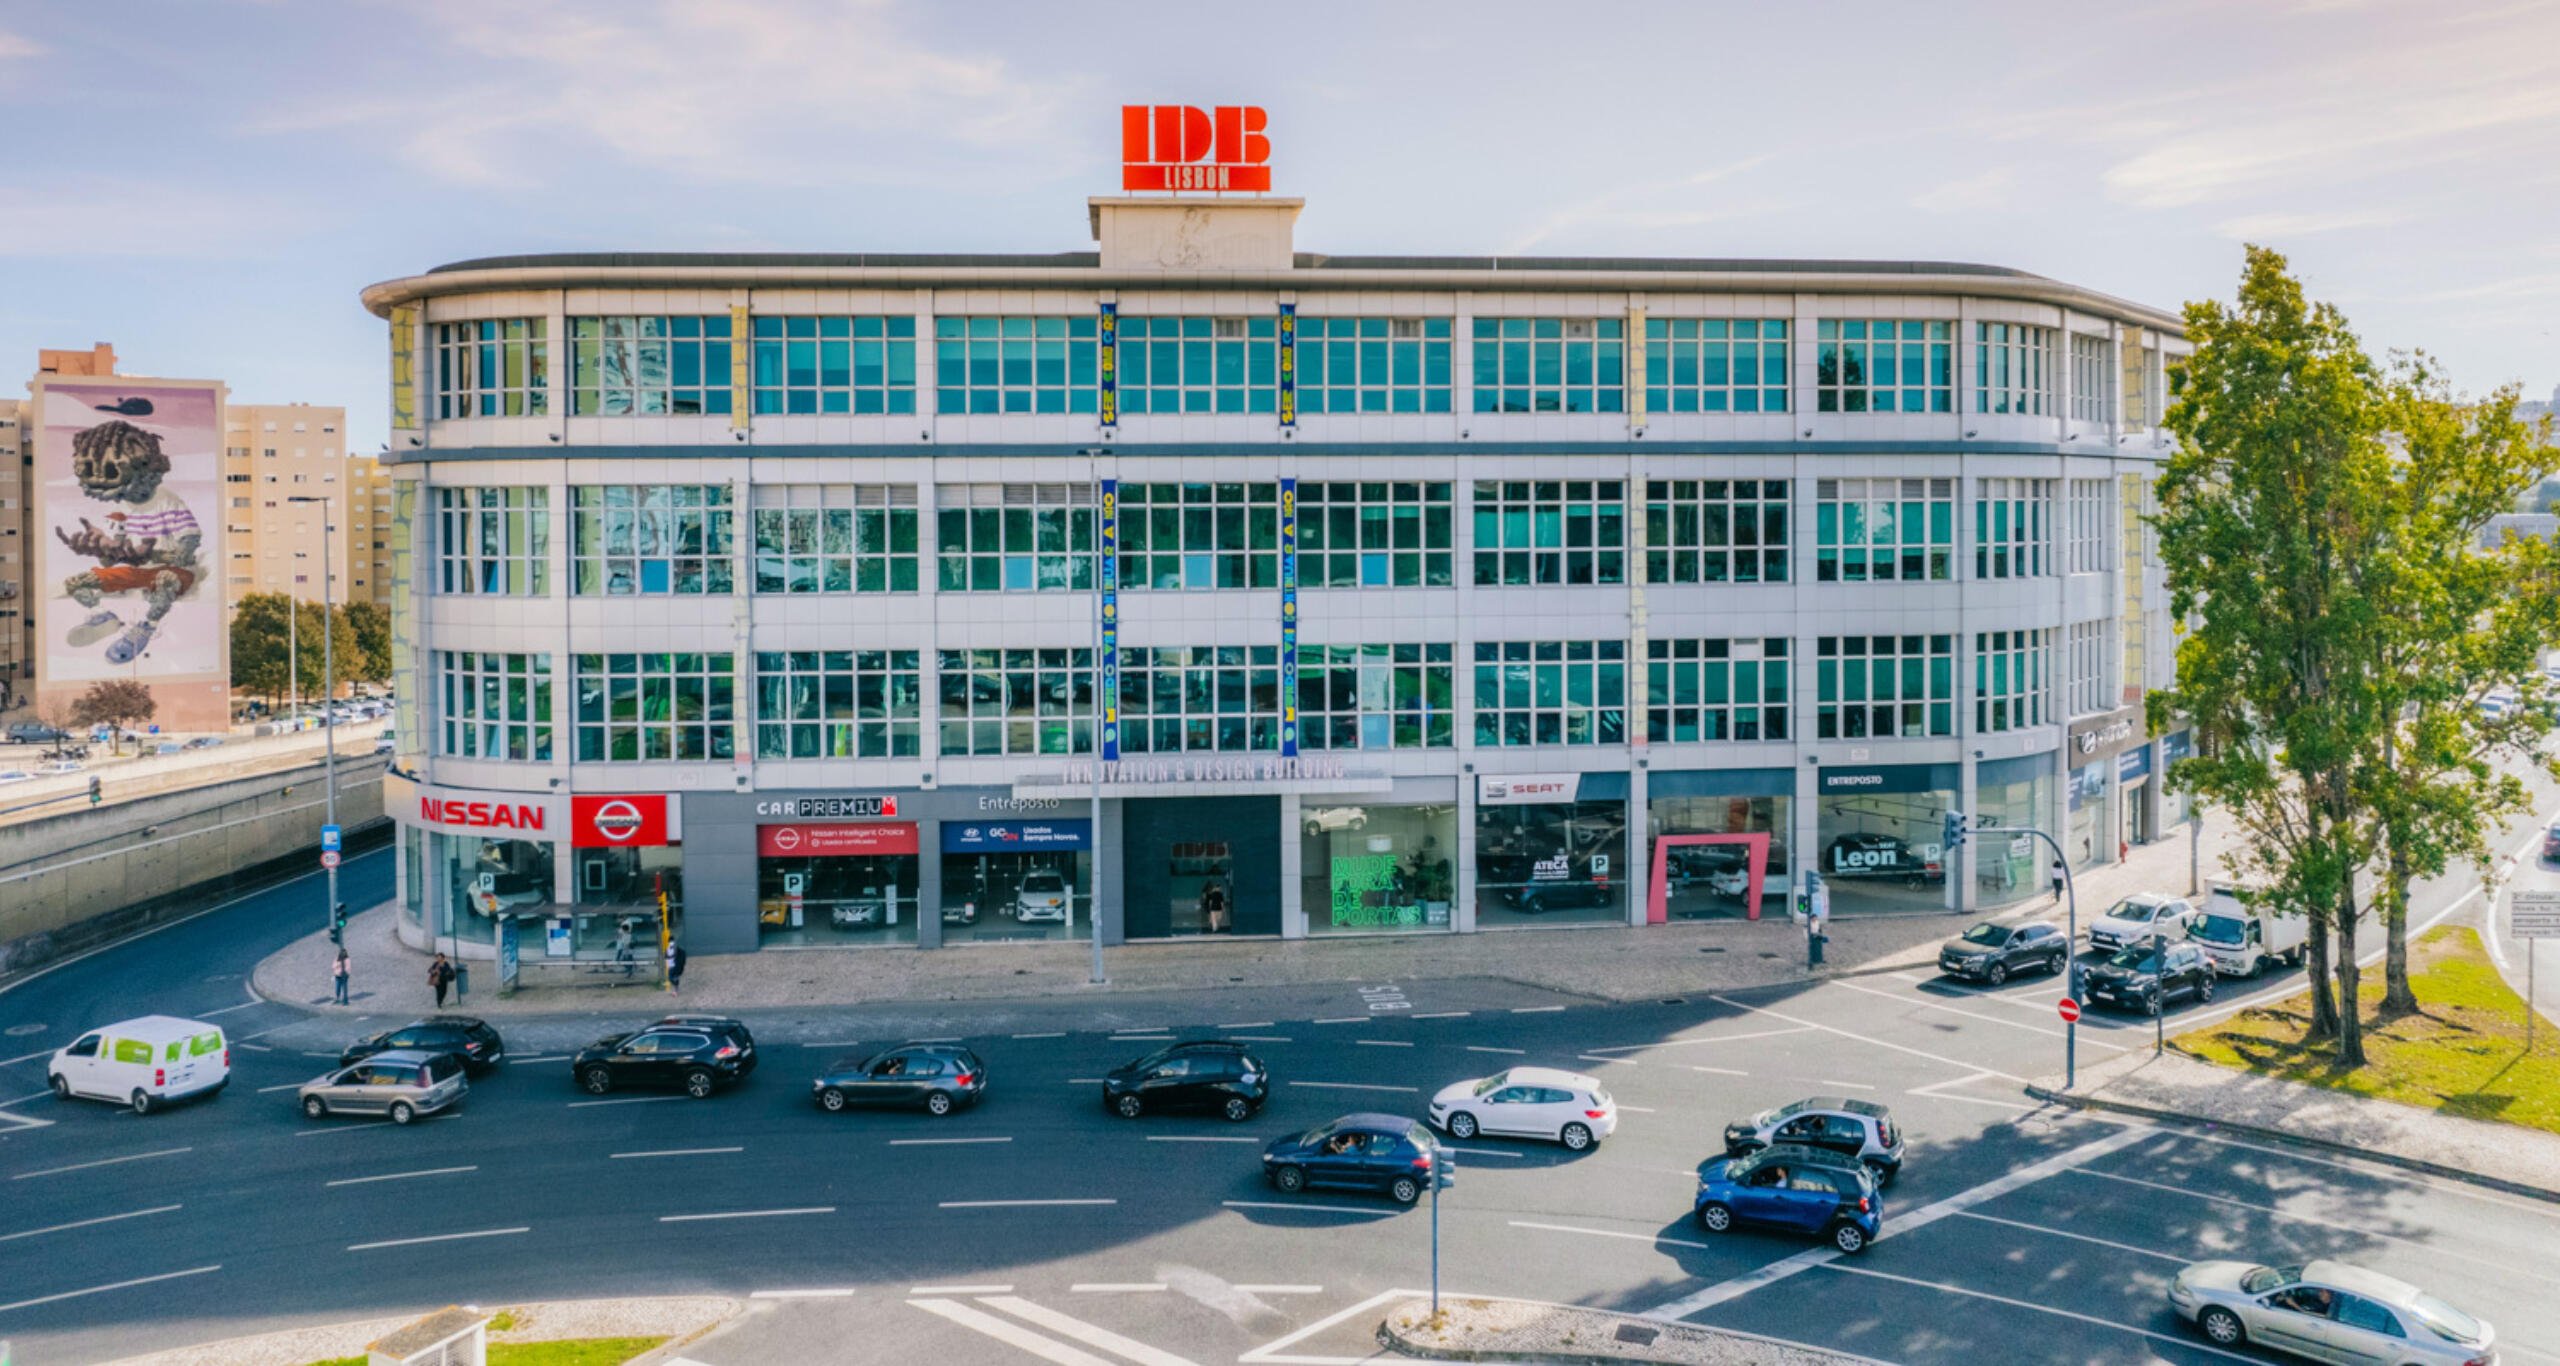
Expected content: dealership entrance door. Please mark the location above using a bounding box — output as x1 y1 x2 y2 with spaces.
1123 796 1280 938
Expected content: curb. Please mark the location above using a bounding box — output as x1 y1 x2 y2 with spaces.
2024 1082 2560 1207
1374 1297 1888 1366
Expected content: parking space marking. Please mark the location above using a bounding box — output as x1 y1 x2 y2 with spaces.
0 1264 221 1315
325 1167 476 1188
13 1146 191 1180
1240 1287 1406 1364
2068 1168 2560 1284
612 1147 742 1159
1950 1209 2187 1262
660 1207 834 1223
1223 1200 1388 1217
348 1227 527 1251
1287 1081 1418 1093
0 1204 180 1243
1510 1219 1715 1253
940 1198 1117 1209
980 1294 1205 1366
1708 994 2031 1083
1815 1262 2254 1363
908 1297 1115 1366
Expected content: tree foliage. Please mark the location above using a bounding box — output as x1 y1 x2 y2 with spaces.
228 592 365 704
71 679 157 753
342 600 393 684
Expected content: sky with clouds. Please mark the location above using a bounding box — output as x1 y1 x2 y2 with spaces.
2 0 2555 455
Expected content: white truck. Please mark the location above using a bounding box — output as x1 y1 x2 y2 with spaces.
2185 884 2308 977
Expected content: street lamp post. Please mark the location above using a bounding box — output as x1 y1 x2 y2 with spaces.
290 496 339 946
1961 817 2083 1089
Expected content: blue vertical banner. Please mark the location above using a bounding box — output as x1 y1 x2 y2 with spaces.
1100 478 1121 762
1097 302 1120 428
1277 302 1298 429
1279 476 1299 758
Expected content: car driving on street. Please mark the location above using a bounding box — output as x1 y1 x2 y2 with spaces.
2168 1259 2496 1363
1694 1144 1881 1253
1427 1066 1617 1150
1937 921 2069 984
1261 1113 1448 1205
1101 1039 1267 1121
1723 1097 1904 1183
2082 940 2217 1015
339 1016 506 1074
2088 891 2194 954
812 1043 987 1116
298 1049 467 1125
572 1017 756 1098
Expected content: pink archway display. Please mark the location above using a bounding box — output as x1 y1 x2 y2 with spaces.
1647 831 1772 924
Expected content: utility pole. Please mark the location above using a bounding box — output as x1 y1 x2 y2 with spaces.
290 496 339 947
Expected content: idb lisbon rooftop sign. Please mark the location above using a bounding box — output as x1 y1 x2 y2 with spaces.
1123 104 1271 191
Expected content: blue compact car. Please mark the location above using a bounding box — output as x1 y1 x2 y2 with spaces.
1693 1143 1881 1254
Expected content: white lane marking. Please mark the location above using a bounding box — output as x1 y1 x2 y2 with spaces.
1233 1285 1325 1295
912 1036 964 1043
1689 1066 1749 1077
1577 1055 1637 1066
751 1287 859 1299
2068 1169 2560 1284
1642 1123 2149 1320
12 1146 191 1180
1409 1011 1471 1020
2141 1125 2556 1216
0 1089 54 1107
1147 1135 1256 1144
198 1001 261 1018
234 1044 275 1052
1950 1210 2188 1263
1218 1021 1276 1029
0 1204 180 1243
908 1298 1115 1366
1465 1045 1525 1056
915 1283 1014 1295
0 1108 55 1132
1240 1287 1407 1364
1826 977 2132 1050
1616 1105 1657 1113
1443 1147 1526 1159
1354 1040 1413 1048
1312 1017 1366 1025
235 1024 297 1042
801 1041 863 1049
1073 1283 1167 1293
940 1199 1118 1209
255 1082 306 1094
980 1294 1204 1366
1905 1069 2038 1112
0 1264 221 1314
1223 1200 1386 1217
566 1095 687 1108
612 1147 742 1160
659 1207 835 1223
348 1227 528 1251
325 1166 475 1188
510 1055 570 1064
1812 1079 1877 1091
294 1121 394 1136
1511 1219 1715 1252
1111 1035 1174 1042
1708 994 2029 1083
1287 1081 1417 1093
1067 1078 1106 1085
1225 1036 1293 1043
1013 1032 1067 1039
1510 1005 1566 1014
891 1137 1013 1146
0 1048 54 1067
1816 1262 2254 1363
1584 1026 1815 1054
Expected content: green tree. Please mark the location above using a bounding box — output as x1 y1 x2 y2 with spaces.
230 592 298 705
70 679 157 754
342 600 393 684
228 592 364 708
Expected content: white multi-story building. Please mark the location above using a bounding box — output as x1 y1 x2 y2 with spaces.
361 193 2188 958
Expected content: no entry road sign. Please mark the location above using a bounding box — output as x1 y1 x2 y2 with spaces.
2058 997 2082 1024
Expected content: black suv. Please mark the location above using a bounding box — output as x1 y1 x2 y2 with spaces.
812 1043 987 1116
2083 941 2216 1015
1937 922 2069 985
1102 1040 1269 1122
573 1016 757 1098
341 1016 507 1074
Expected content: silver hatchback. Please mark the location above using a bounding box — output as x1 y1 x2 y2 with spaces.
299 1049 468 1125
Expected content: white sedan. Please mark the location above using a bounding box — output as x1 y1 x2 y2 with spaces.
1427 1066 1617 1150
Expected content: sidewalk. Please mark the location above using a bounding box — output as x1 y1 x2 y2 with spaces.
256 819 2231 1020
1378 1295 1883 1365
102 1295 737 1366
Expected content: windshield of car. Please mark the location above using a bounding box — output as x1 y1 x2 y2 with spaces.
2107 899 2159 924
2240 1265 2299 1295
2191 913 2249 946
1472 1072 1510 1097
1022 873 1065 894
1959 923 2007 947
2104 946 2161 972
2404 1293 2485 1343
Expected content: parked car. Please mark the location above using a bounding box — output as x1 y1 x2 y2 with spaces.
2169 1259 2495 1363
37 759 83 775
1693 1144 1880 1254
572 1017 756 1098
1427 1066 1617 1150
2088 891 2194 954
941 900 979 926
373 732 396 756
184 736 224 750
1301 806 1370 837
2083 941 2218 1015
340 1016 506 1074
151 741 184 756
5 722 66 745
811 1043 986 1116
1261 1113 1448 1206
829 887 891 929
0 770 31 785
1101 1039 1268 1121
2544 821 2560 862
1723 1097 1905 1183
2187 885 2308 978
1937 921 2069 985
1500 879 1618 916
1822 831 1941 883
1014 870 1071 923
47 1016 229 1113
298 1049 467 1125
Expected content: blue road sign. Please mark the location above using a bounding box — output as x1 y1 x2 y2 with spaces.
320 823 342 852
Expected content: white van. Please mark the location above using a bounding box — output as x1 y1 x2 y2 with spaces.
48 1016 230 1113
2186 885 2308 978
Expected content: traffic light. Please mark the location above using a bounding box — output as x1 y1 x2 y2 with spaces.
1943 809 1967 851
87 776 102 806
1433 1149 1457 1191
330 902 348 943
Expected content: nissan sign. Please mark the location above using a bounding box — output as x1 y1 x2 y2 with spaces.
570 794 674 848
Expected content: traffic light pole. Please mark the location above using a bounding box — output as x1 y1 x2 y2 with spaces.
1951 814 2081 1090
290 496 340 946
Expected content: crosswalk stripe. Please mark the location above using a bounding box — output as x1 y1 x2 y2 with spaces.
908 1298 1116 1366
980 1295 1203 1366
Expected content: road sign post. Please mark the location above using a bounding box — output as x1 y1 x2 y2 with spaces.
2058 997 2081 1024
2510 891 2560 1049
321 850 340 870
1970 821 2078 1087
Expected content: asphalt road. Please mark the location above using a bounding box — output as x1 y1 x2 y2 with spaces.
3 837 2557 1366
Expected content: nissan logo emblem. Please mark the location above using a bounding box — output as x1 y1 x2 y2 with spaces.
591 798 645 842
770 826 803 853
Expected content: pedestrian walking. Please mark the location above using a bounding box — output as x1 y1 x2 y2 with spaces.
331 948 350 1005
2049 858 2066 903
428 952 455 1008
666 942 687 993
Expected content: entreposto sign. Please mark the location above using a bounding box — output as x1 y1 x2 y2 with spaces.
1122 104 1271 192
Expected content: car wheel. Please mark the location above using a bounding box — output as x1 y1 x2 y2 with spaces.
2144 990 2163 1018
1865 1159 1897 1187
683 1069 716 1099
1447 1112 1479 1140
579 1066 613 1095
1115 1094 1144 1119
1985 961 2009 986
1696 1202 1734 1233
819 1087 847 1113
1390 1176 1421 1205
2049 952 2069 976
2199 1307 2245 1346
925 1090 954 1116
389 1101 415 1125
1223 1096 1253 1123
1831 1221 1869 1254
302 1095 326 1119
2198 975 2216 1004
130 1089 153 1115
47 1073 68 1100
1560 1122 1594 1152
1273 1164 1306 1194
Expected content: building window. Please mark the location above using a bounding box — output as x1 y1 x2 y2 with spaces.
434 319 549 418
1297 643 1456 749
1974 478 2052 579
1645 478 1788 584
1975 323 2055 416
750 316 917 415
751 649 920 759
434 487 549 596
570 485 735 595
1643 318 1789 413
1815 634 1954 739
577 652 737 761
937 483 1096 591
936 648 1094 755
436 651 552 760
1472 317 1625 414
1647 638 1789 742
569 315 734 415
1118 315 1279 414
1472 480 1626 586
1119 646 1284 752
1815 477 1954 582
2122 474 2150 704
1297 317 1452 414
1975 629 2050 733
2066 620 2109 716
933 316 1099 415
2070 334 2113 425
2067 479 2112 574
751 485 918 593
1298 481 1455 587
1471 640 1627 747
1118 482 1281 590
1815 319 1952 413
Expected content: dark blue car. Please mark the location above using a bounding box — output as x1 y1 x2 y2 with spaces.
1693 1144 1880 1253
1261 1112 1448 1206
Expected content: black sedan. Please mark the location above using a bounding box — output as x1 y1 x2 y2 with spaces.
1102 1040 1268 1121
1261 1113 1449 1206
2083 941 2217 1016
813 1043 986 1116
341 1016 506 1074
572 1019 754 1098
1937 922 2069 985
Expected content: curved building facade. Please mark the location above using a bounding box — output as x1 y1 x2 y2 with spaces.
363 195 2189 958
